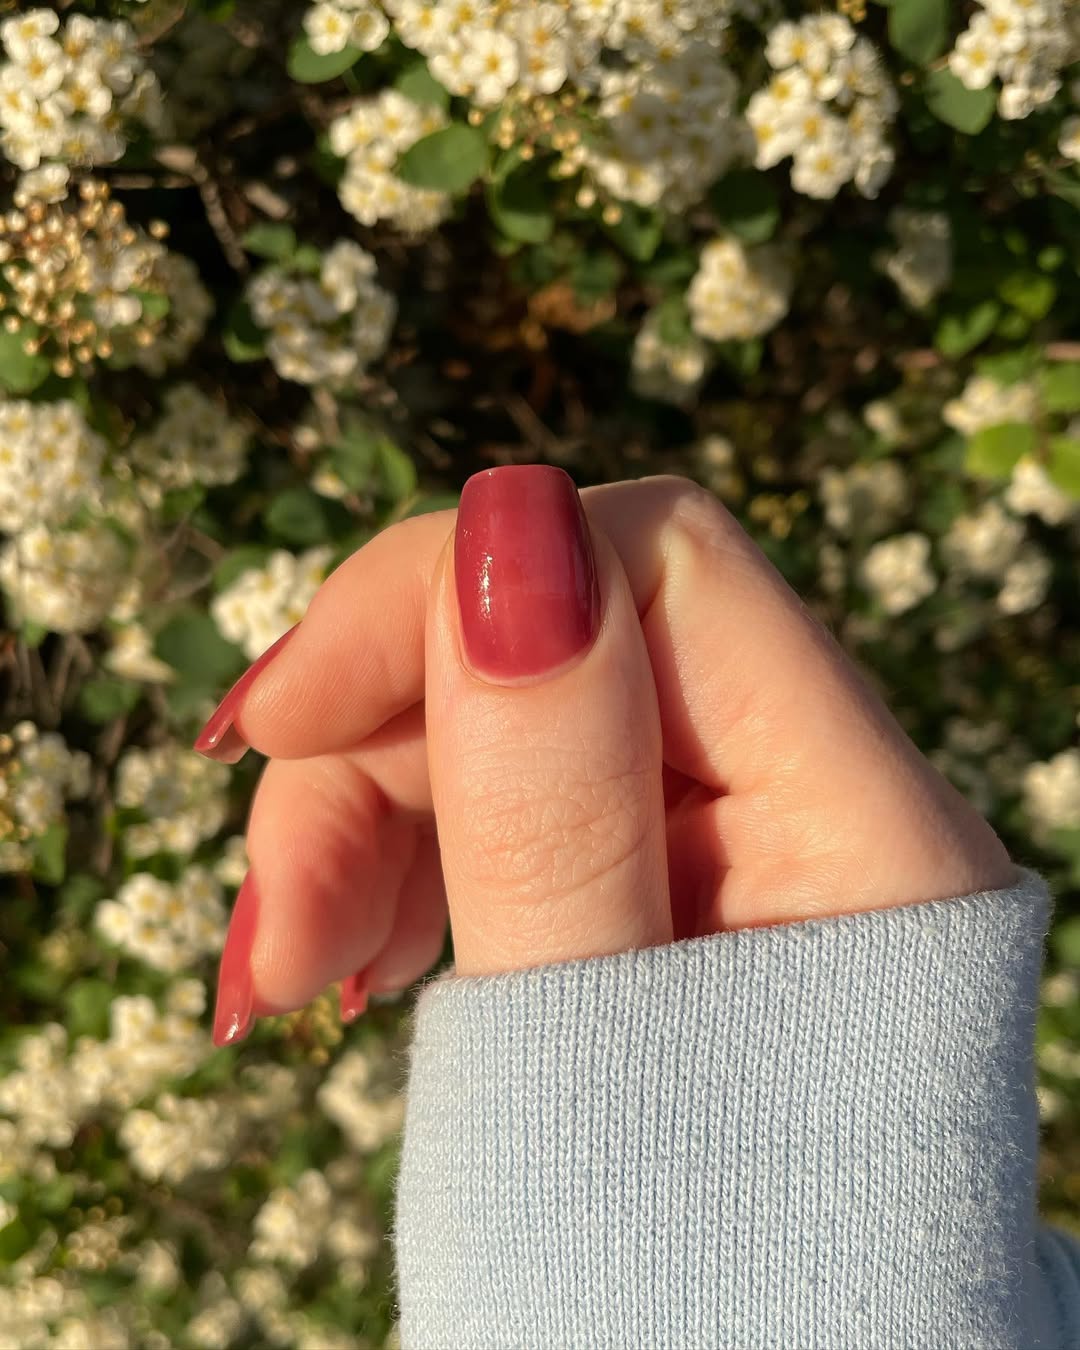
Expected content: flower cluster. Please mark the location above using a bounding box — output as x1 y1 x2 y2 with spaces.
948 0 1080 120
1024 749 1080 843
882 208 952 311
0 983 209 1149
0 723 90 874
114 743 230 859
0 518 132 633
631 307 709 407
96 867 226 973
119 1093 237 1184
748 15 897 199
212 547 333 661
0 177 211 379
858 531 937 616
0 11 163 170
329 90 450 233
687 236 793 342
819 458 909 537
943 373 1040 436
247 240 396 387
317 1047 407 1153
0 398 105 533
130 384 250 494
580 39 744 212
304 0 390 56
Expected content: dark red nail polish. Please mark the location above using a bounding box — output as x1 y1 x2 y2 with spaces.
340 970 369 1024
454 465 600 682
193 625 298 764
212 873 260 1047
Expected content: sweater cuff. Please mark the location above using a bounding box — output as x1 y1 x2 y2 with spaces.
394 868 1056 1349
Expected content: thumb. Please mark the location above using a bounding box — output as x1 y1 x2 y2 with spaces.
426 465 672 978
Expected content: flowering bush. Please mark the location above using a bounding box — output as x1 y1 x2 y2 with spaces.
2 0 1079 1343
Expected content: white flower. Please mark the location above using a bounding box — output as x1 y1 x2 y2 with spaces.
750 18 895 199
687 236 793 342
882 208 952 309
1022 748 1080 836
318 1049 406 1152
949 23 1000 90
1005 455 1078 526
996 543 1052 614
1060 115 1080 161
211 547 332 660
943 374 1039 436
859 532 937 614
119 1094 237 1183
819 459 909 537
941 499 1025 578
463 27 519 104
250 1171 333 1268
114 744 230 859
304 3 355 54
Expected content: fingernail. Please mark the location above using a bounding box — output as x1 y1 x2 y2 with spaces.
340 970 369 1024
193 625 298 764
213 872 260 1047
455 465 600 682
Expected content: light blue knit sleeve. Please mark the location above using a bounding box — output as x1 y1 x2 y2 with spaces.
392 866 1080 1349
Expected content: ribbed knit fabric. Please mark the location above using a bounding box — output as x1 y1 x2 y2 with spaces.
393 866 1080 1349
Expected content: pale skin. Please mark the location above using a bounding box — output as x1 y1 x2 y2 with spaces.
225 475 1017 1010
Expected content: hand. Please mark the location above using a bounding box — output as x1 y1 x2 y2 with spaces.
195 469 1017 1045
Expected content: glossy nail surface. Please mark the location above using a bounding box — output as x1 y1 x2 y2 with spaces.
193 625 298 764
455 465 599 682
340 970 369 1024
212 873 260 1047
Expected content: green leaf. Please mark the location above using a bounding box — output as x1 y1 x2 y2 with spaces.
79 676 141 724
998 271 1056 321
133 289 171 323
31 822 67 886
1048 437 1080 499
1053 914 1080 966
602 203 663 262
934 300 1000 357
159 484 206 525
888 0 948 65
374 438 418 501
394 59 449 110
59 873 109 922
924 69 997 135
965 422 1037 479
64 978 114 1040
37 1178 75 1216
654 294 693 347
20 621 48 649
0 1219 32 1263
397 123 487 194
711 170 780 245
486 161 554 244
331 423 379 491
1046 169 1080 213
264 487 334 545
0 325 50 394
1040 363 1080 413
154 610 245 684
975 346 1039 385
287 35 363 84
241 222 297 261
293 243 323 274
222 299 266 363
